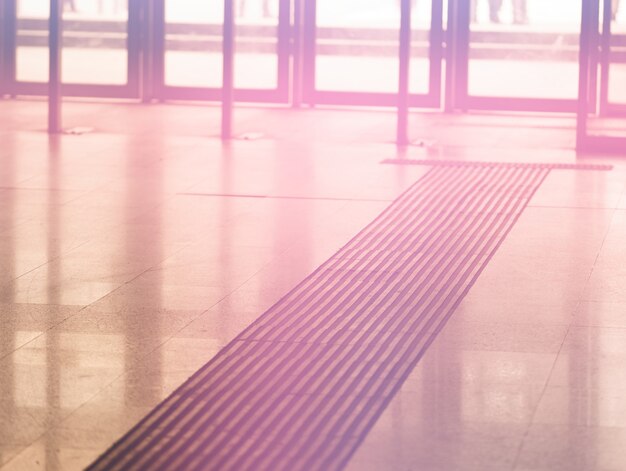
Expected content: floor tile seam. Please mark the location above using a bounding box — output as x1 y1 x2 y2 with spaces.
1 237 95 297
500 170 592 471
291 394 407 470
25 280 232 459
207 302 442 428
176 192 396 203
221 395 370 471
245 166 513 342
325 326 465 471
173 372 382 469
361 168 544 339
147 234 288 359
526 204 622 210
159 296 442 427
510 314 579 471
338 185 458 256
9 253 209 365
340 166 492 252
246 206 502 346
117 348 330 470
337 166 477 253
89 166 544 471
155 276 468 450
59 186 151 208
575 204 621 306
201 236 516 471
0 302 91 363
116 332 380 468
89 183 508 468
331 169 492 274
1 320 215 468
382 160 613 171
86 337 314 469
292 205 516 348
0 386 127 471
0 446 35 471
282 233 486 342
234 188 472 342
89 168 528 470
358 171 554 471
274 314 460 471
618 190 626 209
198 198 354 343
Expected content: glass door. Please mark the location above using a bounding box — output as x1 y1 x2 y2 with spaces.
601 0 626 114
578 0 626 153
303 0 445 107
8 0 140 98
458 0 582 112
154 0 290 102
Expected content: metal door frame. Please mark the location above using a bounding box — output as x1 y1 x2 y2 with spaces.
598 0 626 116
451 0 585 113
577 0 626 154
3 0 142 99
151 0 291 103
302 0 445 108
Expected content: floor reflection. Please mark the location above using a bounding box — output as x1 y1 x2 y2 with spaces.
0 103 625 470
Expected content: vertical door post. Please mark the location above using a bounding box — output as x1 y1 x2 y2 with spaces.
222 0 235 139
48 0 62 133
397 0 412 145
577 0 593 150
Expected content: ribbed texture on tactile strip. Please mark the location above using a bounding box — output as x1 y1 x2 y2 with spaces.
382 159 613 171
88 164 550 471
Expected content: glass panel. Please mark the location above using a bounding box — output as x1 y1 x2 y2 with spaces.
314 1 437 96
164 0 279 90
62 0 128 85
315 0 400 93
468 0 581 99
410 1 434 95
16 0 129 85
164 1 223 89
235 0 279 89
15 0 49 83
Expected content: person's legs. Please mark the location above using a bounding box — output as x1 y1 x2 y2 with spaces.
488 0 503 23
65 0 77 12
513 0 528 24
238 0 246 17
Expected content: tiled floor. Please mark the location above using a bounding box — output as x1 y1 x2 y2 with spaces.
0 100 625 470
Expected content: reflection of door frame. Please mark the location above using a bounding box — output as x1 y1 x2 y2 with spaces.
577 0 626 153
302 0 445 108
453 0 583 113
4 0 142 99
151 0 290 103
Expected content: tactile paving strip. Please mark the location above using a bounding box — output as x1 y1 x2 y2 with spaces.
88 164 551 471
382 159 613 171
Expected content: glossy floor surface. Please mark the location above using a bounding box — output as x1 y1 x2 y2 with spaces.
1 100 626 470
